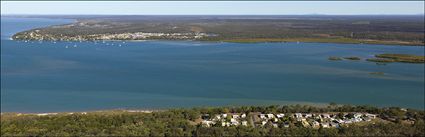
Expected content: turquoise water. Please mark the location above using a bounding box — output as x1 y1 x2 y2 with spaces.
1 17 424 112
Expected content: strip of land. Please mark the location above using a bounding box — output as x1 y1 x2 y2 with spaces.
1 104 424 136
10 15 425 46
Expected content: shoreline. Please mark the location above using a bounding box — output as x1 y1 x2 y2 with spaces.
2 103 422 115
9 37 425 46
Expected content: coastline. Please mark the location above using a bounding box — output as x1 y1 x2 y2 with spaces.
218 38 425 46
10 37 425 46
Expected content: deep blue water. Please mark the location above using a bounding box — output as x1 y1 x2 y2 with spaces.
1 17 424 112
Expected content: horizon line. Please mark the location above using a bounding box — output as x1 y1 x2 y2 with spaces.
2 13 425 16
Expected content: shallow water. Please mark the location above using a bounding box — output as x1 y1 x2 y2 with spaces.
1 17 424 112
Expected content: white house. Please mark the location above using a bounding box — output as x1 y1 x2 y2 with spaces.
322 114 331 119
354 113 363 119
241 113 247 118
242 121 248 126
365 113 376 119
260 114 266 119
261 121 267 126
295 113 303 118
276 114 285 118
321 123 329 128
267 114 275 119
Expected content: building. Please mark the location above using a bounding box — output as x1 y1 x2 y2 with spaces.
242 121 248 126
241 113 247 118
276 113 285 118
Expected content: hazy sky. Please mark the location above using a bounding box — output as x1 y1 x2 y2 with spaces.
1 1 424 15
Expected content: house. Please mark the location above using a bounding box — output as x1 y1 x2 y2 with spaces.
222 114 228 118
267 114 275 119
363 117 372 122
273 118 278 122
354 113 363 119
215 115 221 120
273 123 279 128
241 113 247 118
336 119 344 124
330 122 339 128
260 114 266 119
276 113 285 118
222 122 226 127
261 121 267 126
305 114 313 118
232 114 240 119
202 120 215 127
312 121 320 128
322 114 331 119
365 113 377 119
242 121 248 126
301 119 310 127
295 113 303 118
283 123 290 128
354 118 362 122
201 114 210 120
321 123 329 128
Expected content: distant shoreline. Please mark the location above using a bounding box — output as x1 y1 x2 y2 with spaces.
8 15 424 47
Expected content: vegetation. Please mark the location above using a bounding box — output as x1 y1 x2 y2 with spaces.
1 105 424 136
366 54 425 63
375 54 425 63
344 56 361 60
366 58 396 63
11 15 425 46
328 56 343 61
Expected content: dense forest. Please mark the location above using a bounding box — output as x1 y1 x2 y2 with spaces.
11 15 425 46
1 104 424 136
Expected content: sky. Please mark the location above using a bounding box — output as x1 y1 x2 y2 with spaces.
1 1 424 15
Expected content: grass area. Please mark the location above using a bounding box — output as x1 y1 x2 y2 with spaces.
366 58 396 63
366 54 425 63
221 38 424 46
328 56 343 61
375 54 425 63
344 57 362 60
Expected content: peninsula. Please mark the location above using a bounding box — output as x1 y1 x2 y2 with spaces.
10 15 425 46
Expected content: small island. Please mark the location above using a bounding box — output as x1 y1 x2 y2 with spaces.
367 54 425 63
